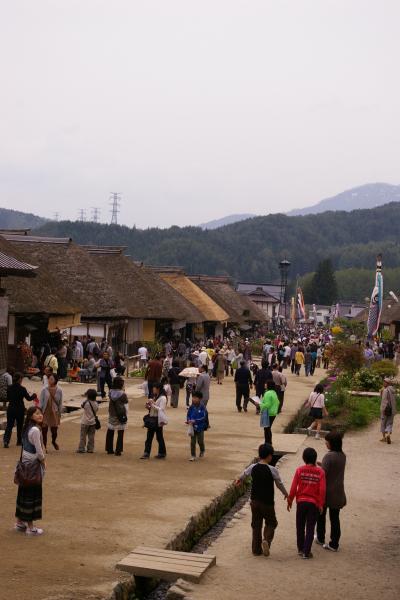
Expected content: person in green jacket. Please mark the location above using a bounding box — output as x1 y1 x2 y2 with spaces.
260 380 280 444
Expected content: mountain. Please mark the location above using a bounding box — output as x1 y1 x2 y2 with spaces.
0 207 47 230
200 213 256 229
287 183 400 216
31 201 400 287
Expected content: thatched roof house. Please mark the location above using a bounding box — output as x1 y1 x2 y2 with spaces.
3 234 129 320
189 275 266 325
153 268 229 323
83 246 203 323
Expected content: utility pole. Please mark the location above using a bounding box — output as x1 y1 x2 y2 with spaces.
78 209 86 222
91 207 100 223
110 193 121 225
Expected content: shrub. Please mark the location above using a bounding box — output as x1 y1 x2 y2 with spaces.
352 368 382 391
371 359 398 379
329 342 364 374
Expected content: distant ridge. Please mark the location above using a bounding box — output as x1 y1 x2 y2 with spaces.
200 213 255 229
287 183 400 216
0 207 47 230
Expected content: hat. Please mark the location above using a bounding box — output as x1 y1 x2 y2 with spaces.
384 377 392 383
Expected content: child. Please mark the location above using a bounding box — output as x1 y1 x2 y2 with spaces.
235 443 288 557
186 391 207 461
287 447 326 559
77 389 99 453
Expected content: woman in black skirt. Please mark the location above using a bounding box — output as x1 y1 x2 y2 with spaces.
15 406 46 536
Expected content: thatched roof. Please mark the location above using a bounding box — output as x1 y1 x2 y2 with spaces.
0 235 77 316
356 299 400 325
3 234 129 319
153 269 229 322
190 275 266 324
0 251 37 278
84 247 203 322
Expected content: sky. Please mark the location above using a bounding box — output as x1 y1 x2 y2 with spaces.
1 0 399 228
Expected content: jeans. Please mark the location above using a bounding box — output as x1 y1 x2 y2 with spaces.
316 506 341 549
294 363 301 376
190 430 205 457
100 374 113 398
235 384 249 411
42 425 58 448
250 500 278 555
277 390 284 413
291 358 296 373
4 408 24 446
79 424 96 452
144 426 166 456
106 428 124 454
263 415 276 444
296 501 319 556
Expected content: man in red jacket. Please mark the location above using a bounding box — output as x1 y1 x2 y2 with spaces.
287 447 326 559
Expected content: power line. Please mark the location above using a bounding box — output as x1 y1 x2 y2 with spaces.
78 209 86 222
110 192 121 225
91 207 101 223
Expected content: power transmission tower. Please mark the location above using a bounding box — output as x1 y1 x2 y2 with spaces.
91 207 100 223
78 209 86 222
110 193 121 225
53 212 59 221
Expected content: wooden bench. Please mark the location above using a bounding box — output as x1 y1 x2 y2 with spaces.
117 546 216 583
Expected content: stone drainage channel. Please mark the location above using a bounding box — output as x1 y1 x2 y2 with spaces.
138 452 287 600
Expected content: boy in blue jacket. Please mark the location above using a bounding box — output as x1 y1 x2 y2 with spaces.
187 391 207 461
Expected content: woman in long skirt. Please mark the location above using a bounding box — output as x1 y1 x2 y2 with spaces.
15 406 46 536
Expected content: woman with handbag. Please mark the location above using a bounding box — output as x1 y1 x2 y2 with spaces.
40 374 63 450
305 383 327 440
15 406 46 536
106 377 128 456
141 382 168 459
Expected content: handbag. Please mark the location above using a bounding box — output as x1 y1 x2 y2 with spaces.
143 414 158 429
14 444 43 487
384 402 392 417
87 399 101 430
260 410 270 428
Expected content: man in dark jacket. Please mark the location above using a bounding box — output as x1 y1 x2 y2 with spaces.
145 355 163 399
234 360 253 412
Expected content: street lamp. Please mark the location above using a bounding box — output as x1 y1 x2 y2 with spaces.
279 259 291 320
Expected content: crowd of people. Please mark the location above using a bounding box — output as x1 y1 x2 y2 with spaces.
2 325 397 546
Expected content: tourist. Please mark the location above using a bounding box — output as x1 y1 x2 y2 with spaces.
105 376 128 456
287 447 326 559
141 382 168 459
243 341 252 369
310 346 318 375
78 354 96 383
364 342 375 367
98 351 114 398
290 342 298 373
316 432 346 552
56 340 68 379
195 365 211 407
271 364 286 413
235 443 288 557
40 373 63 450
260 380 280 444
168 360 181 408
294 346 305 376
198 346 209 369
42 366 53 388
254 361 272 402
77 389 99 453
316 346 322 369
185 370 197 408
15 406 46 536
305 383 327 440
225 346 236 376
283 343 291 369
380 378 397 444
145 354 163 399
4 373 37 448
304 347 312 377
114 352 126 376
214 349 225 385
43 347 58 374
234 360 253 413
0 365 14 409
186 391 207 461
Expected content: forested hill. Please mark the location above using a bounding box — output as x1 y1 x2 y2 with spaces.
33 202 400 283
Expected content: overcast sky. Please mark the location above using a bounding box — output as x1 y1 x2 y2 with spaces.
1 1 399 228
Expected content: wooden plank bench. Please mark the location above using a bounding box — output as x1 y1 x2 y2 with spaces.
117 546 216 583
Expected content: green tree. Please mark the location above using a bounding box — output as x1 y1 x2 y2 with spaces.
310 259 338 304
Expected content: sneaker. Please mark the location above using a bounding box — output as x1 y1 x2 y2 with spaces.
302 552 313 559
15 522 27 532
189 456 197 462
199 452 205 458
115 452 122 456
261 540 270 557
76 449 86 453
314 537 324 546
140 454 149 459
26 527 44 536
323 544 338 552
155 454 166 459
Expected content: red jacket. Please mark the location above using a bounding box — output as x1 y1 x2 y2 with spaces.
288 465 326 510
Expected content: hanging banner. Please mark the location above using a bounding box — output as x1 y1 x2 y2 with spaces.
297 288 306 320
367 255 383 337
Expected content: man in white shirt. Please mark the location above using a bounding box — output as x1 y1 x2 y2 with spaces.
138 345 148 367
198 347 209 367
